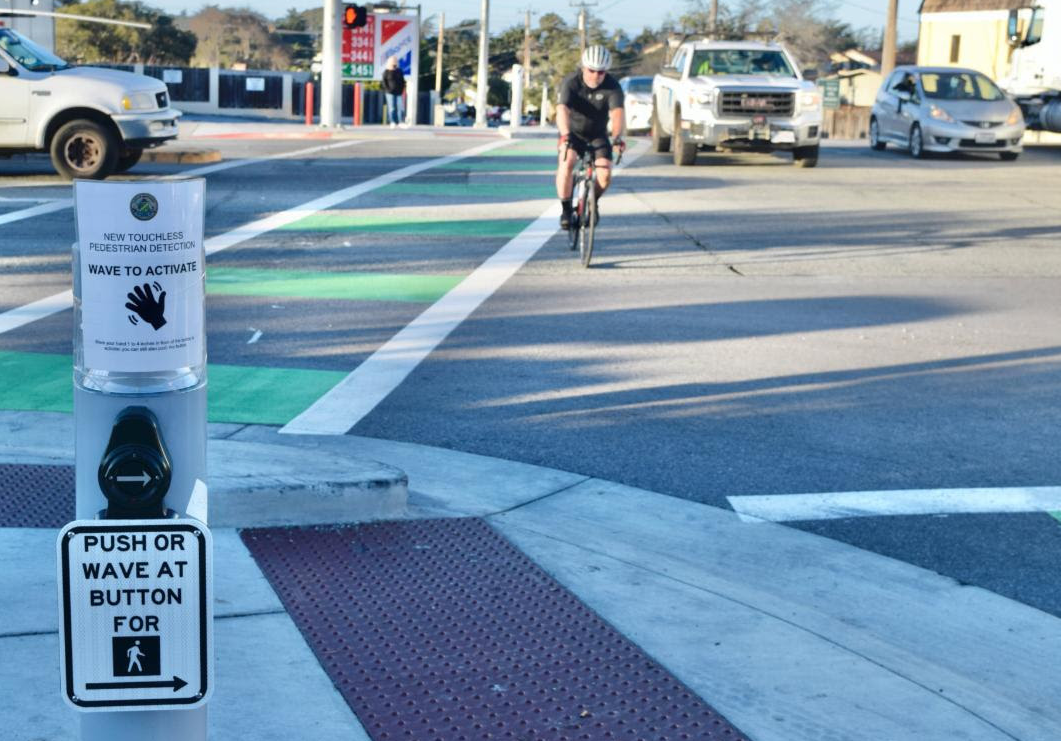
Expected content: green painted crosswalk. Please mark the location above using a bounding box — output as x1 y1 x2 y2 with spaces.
280 212 530 238
0 351 345 425
378 182 553 199
208 267 463 303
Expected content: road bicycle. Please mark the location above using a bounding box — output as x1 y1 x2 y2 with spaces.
564 144 622 268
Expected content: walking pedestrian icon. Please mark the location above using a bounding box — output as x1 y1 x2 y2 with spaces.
113 635 161 677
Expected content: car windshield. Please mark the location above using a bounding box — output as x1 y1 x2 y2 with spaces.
625 78 652 93
921 72 1005 101
0 28 72 72
690 49 795 77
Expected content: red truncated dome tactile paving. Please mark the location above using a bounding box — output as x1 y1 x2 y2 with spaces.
241 518 749 741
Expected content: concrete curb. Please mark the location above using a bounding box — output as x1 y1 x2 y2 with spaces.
142 146 222 164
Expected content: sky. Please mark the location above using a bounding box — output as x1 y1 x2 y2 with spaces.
150 0 922 44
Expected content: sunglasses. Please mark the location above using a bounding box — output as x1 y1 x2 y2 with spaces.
586 69 607 76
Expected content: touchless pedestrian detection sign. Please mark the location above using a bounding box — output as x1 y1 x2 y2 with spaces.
57 521 213 711
74 180 205 374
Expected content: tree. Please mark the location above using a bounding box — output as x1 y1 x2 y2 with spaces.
187 6 292 70
55 0 196 65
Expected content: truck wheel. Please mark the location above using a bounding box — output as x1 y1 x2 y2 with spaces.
115 148 144 173
672 110 696 166
50 119 118 180
651 104 671 152
793 144 819 168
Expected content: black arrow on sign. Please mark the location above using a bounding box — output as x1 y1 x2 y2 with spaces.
86 676 188 692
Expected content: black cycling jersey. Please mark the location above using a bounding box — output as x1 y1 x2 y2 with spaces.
557 70 623 140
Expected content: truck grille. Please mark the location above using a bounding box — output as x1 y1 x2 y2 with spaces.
720 91 794 116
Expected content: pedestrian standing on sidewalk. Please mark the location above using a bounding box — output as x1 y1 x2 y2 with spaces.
382 56 406 129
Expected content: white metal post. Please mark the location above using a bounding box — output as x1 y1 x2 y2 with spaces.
407 10 420 126
510 64 524 129
320 0 341 127
475 0 490 128
71 181 210 741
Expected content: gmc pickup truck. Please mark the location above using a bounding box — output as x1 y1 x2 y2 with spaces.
652 39 823 167
0 28 180 179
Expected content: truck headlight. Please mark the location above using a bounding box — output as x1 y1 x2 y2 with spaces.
121 92 156 112
929 105 955 123
688 90 715 108
1006 106 1023 126
800 91 822 111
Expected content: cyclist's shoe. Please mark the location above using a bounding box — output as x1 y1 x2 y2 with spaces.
560 206 573 231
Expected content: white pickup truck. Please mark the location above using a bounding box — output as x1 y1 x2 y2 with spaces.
0 28 180 179
652 39 823 167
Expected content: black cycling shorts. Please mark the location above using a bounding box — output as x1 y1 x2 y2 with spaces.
568 133 613 163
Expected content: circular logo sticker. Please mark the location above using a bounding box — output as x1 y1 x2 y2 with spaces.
130 193 159 221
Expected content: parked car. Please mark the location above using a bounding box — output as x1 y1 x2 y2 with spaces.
619 75 653 133
869 66 1024 160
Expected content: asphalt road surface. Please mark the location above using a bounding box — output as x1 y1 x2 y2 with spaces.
3 126 1061 616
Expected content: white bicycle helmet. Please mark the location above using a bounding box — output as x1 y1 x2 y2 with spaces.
581 45 612 72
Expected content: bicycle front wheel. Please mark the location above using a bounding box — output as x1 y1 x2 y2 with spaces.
579 183 596 268
567 175 583 251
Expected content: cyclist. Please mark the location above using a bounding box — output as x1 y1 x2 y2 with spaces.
556 45 626 230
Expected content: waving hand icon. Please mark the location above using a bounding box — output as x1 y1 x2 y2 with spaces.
125 283 167 330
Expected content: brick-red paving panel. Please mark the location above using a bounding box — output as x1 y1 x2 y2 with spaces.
241 518 748 741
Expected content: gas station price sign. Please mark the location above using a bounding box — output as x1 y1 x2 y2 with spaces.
342 13 376 80
57 521 213 711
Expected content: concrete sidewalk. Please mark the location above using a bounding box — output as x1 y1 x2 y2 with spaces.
2 409 1060 740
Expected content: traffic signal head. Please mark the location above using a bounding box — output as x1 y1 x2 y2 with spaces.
343 4 367 29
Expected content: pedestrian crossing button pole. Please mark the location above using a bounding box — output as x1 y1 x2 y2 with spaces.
60 178 213 741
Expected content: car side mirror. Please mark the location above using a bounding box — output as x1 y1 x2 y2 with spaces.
803 68 818 82
1007 10 1022 45
895 89 911 102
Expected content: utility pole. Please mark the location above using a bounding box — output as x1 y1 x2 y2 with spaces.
523 10 531 82
882 0 898 78
521 8 533 116
710 0 718 36
435 11 444 96
570 1 597 55
475 0 489 128
320 0 341 127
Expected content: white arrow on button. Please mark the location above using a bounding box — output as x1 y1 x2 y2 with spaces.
116 471 152 486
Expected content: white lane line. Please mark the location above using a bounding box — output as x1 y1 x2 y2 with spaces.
247 329 262 344
0 199 72 226
280 139 650 436
0 138 509 336
0 140 364 228
0 289 74 336
727 487 1061 523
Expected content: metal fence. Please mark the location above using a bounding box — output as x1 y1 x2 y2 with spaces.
143 66 210 103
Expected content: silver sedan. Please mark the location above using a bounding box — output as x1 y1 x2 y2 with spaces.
869 66 1024 160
